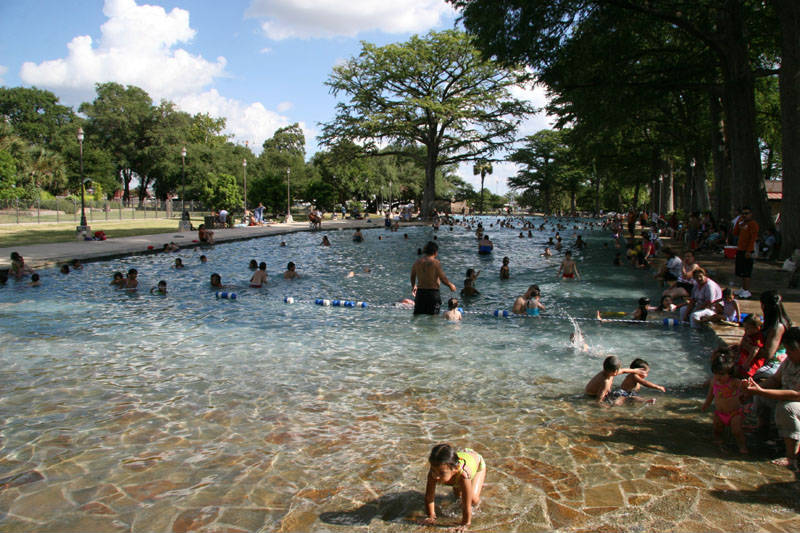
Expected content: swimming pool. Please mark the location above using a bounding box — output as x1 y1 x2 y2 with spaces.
0 218 789 532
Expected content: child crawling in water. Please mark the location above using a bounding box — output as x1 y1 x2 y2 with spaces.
423 444 486 531
585 356 647 406
608 358 666 405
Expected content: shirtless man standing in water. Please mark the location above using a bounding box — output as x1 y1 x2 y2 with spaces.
410 241 457 315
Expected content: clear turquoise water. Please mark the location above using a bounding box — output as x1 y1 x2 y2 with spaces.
0 217 720 530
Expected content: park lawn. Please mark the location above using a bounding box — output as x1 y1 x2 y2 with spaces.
0 217 205 248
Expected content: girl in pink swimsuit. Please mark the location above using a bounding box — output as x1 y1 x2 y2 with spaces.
702 349 748 453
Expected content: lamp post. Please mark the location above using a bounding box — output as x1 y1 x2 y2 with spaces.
242 140 248 215
388 180 392 213
181 146 188 220
76 127 89 233
285 167 293 222
242 157 247 213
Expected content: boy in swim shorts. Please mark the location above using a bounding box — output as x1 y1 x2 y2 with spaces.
609 358 665 405
558 251 580 280
585 356 646 406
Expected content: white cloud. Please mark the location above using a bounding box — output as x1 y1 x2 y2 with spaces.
17 0 294 155
259 47 272 54
245 0 456 40
0 65 7 84
276 101 293 112
177 90 315 153
20 0 226 104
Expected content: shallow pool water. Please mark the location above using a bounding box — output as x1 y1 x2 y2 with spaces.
1 218 795 532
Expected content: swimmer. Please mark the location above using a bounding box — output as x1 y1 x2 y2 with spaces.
557 251 580 280
280 241 287 247
461 277 479 297
321 236 331 246
394 298 415 309
477 235 493 254
570 332 589 352
60 264 70 274
512 285 545 316
585 356 646 406
210 273 224 289
250 262 267 287
150 280 168 295
442 298 463 321
124 269 138 290
610 358 665 405
352 229 364 242
283 262 299 279
200 255 208 263
175 258 184 269
110 271 125 288
541 247 552 258
500 257 510 280
71 259 83 269
423 444 486 531
249 259 258 270
29 273 41 287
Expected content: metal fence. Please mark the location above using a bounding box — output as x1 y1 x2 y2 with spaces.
0 198 206 224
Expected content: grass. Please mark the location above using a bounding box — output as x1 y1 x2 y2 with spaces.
0 217 206 248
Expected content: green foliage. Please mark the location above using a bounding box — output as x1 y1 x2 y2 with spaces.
320 29 532 217
0 87 77 147
199 173 242 211
305 179 337 212
0 149 18 200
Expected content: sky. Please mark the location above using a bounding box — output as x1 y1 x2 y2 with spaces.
0 0 552 195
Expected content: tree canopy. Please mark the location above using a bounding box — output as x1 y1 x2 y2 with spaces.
319 29 533 218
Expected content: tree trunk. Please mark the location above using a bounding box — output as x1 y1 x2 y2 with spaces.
421 147 438 219
479 174 485 214
632 178 641 209
694 155 711 211
777 0 800 257
718 1 772 229
122 168 131 207
710 92 732 221
665 158 674 213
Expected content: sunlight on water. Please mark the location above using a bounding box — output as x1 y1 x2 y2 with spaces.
0 217 755 532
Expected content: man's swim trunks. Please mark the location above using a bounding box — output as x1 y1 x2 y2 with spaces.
414 288 441 315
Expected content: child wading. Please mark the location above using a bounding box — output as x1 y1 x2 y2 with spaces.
424 444 486 531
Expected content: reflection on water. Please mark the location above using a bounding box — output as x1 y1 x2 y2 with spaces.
0 218 797 531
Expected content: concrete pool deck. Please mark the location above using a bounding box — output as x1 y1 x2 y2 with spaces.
0 218 418 270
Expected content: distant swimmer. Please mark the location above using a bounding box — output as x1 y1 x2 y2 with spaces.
478 235 493 254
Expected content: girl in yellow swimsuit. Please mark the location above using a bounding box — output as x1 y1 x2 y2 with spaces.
423 443 487 531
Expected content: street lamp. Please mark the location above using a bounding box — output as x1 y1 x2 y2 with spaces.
181 146 188 220
285 167 293 222
242 157 247 213
77 127 88 231
388 180 392 213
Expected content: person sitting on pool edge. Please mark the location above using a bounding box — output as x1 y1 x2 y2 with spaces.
198 224 214 244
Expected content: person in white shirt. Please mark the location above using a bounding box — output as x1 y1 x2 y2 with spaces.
680 269 723 328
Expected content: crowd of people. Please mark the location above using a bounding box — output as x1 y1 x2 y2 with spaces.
3 208 798 530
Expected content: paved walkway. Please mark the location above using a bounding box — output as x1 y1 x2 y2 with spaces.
0 218 407 269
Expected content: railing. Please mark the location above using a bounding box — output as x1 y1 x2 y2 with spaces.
0 198 211 224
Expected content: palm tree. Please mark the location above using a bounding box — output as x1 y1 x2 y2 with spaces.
473 160 493 214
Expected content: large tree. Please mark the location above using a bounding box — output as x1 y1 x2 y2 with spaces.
80 82 155 205
453 0 782 236
319 29 532 218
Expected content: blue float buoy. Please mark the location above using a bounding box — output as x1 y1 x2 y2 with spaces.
216 291 237 300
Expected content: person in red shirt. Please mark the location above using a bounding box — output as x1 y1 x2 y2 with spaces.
732 206 759 298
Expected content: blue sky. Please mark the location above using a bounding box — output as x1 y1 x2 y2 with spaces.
0 0 551 194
